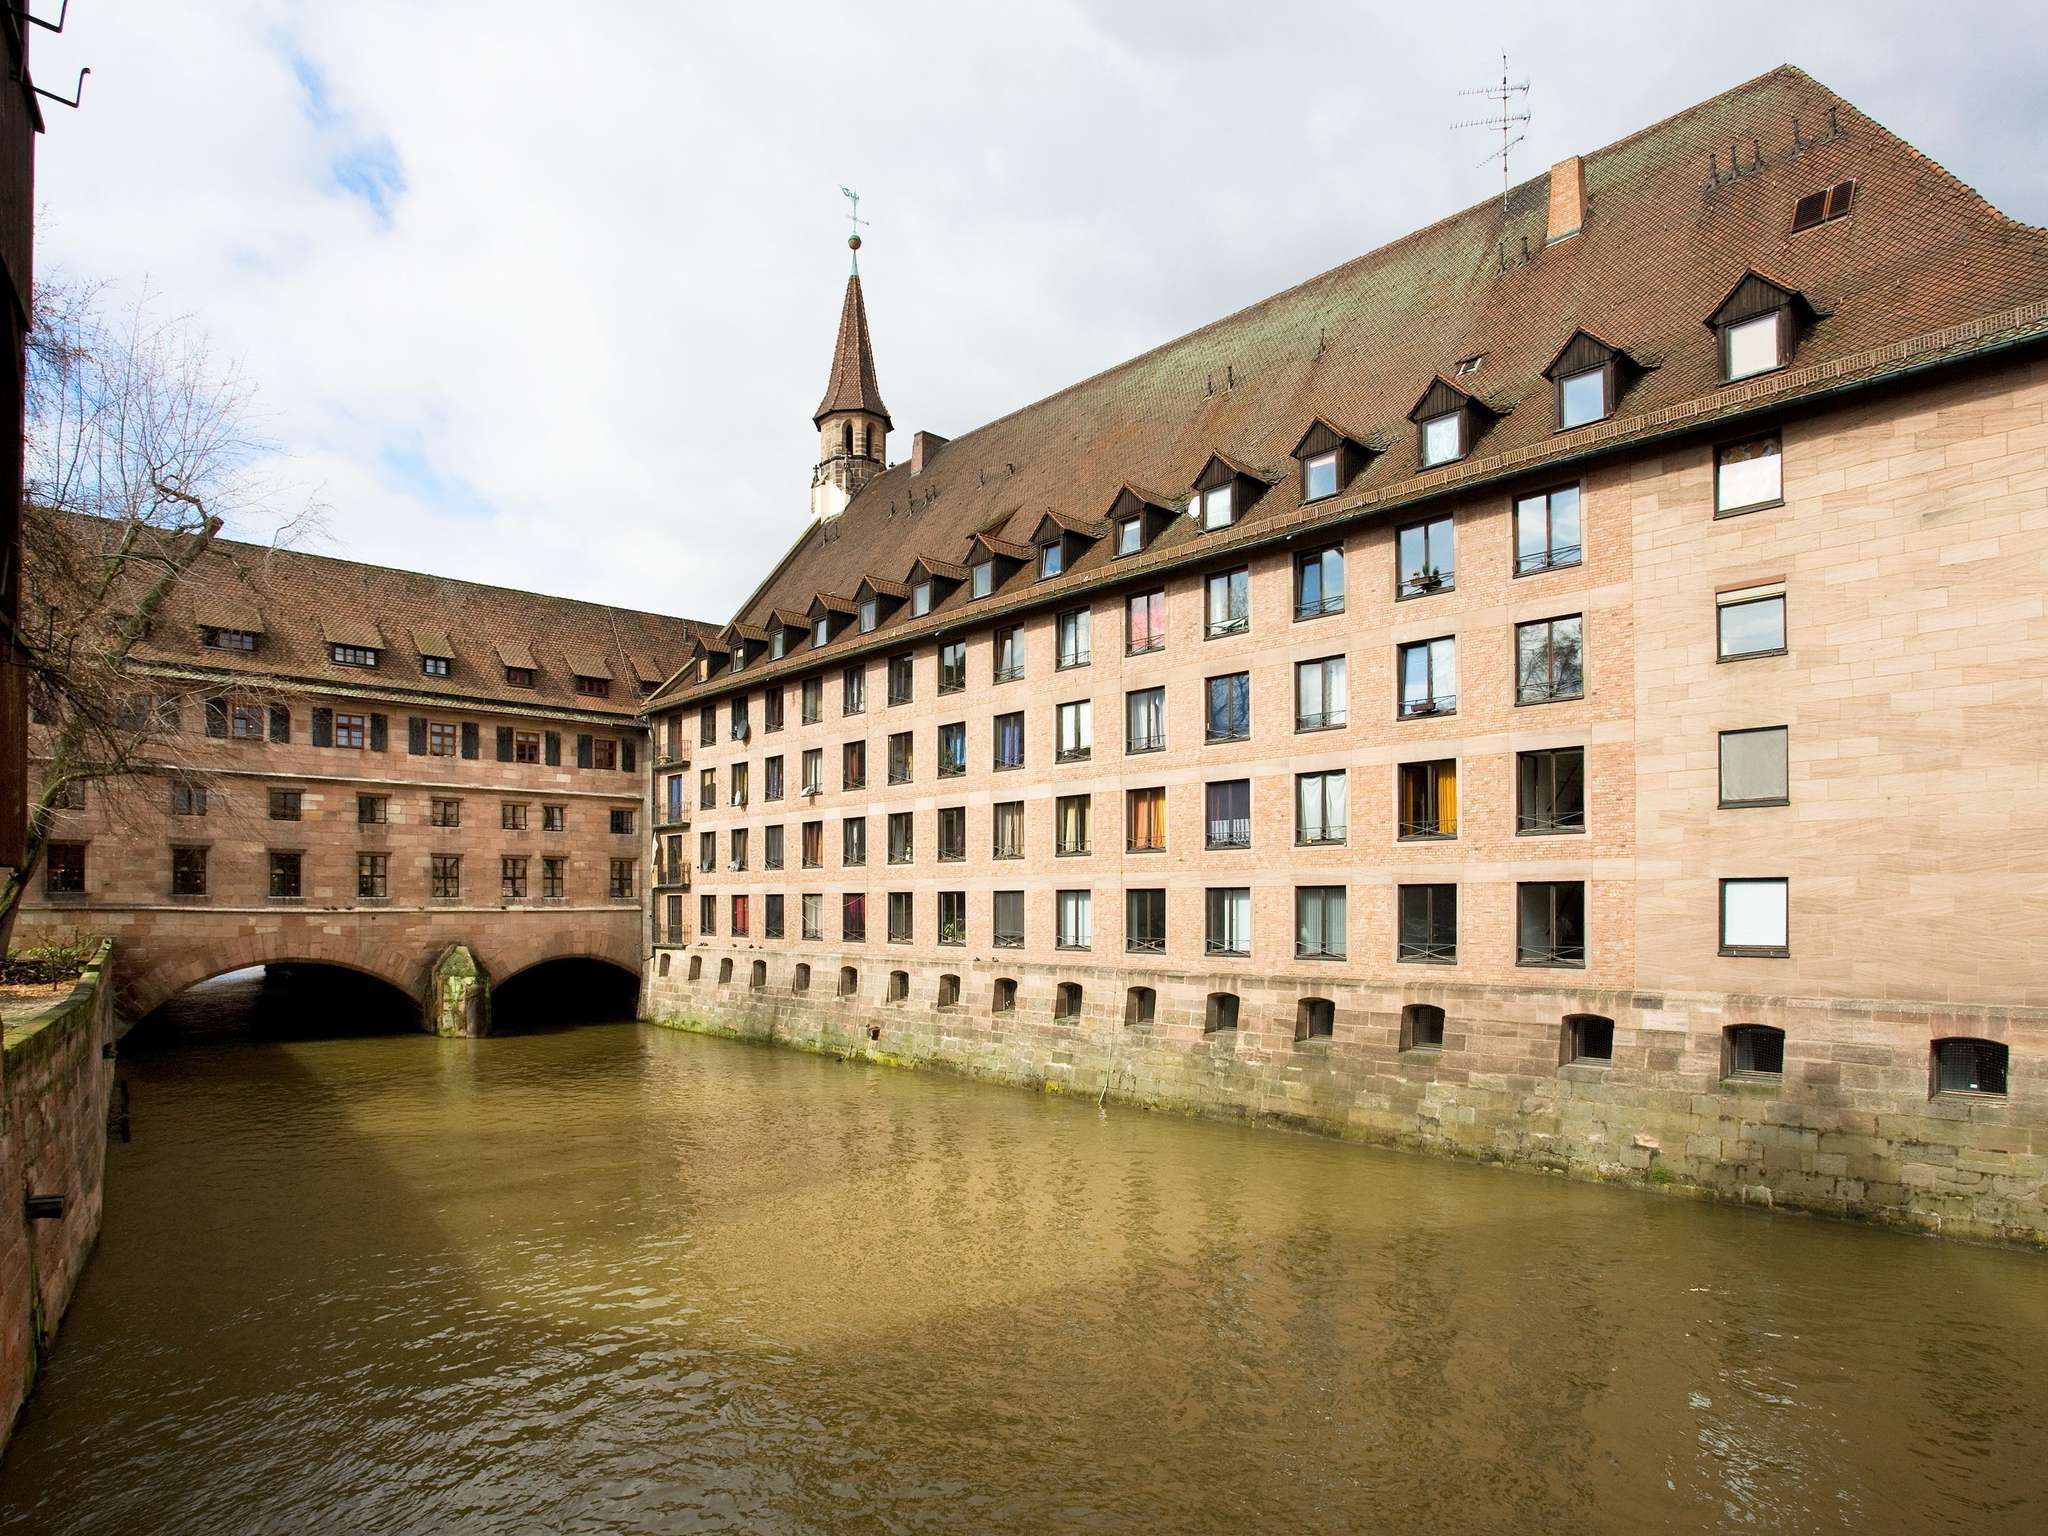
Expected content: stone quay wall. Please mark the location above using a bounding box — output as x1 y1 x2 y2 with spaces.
0 941 117 1449
646 954 2047 1248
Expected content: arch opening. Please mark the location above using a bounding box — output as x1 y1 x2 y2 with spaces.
492 957 640 1033
127 962 420 1050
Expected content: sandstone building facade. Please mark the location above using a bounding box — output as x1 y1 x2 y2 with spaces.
644 67 2048 1243
16 525 710 1027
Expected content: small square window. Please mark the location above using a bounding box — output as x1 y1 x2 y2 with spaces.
1302 451 1339 502
1715 435 1783 515
1717 590 1786 659
1557 366 1607 428
1720 878 1789 957
1115 519 1142 557
1420 411 1462 467
1724 312 1782 381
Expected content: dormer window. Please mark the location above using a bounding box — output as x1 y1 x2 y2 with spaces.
1189 453 1269 533
1197 483 1233 529
911 580 931 616
770 630 788 659
422 655 451 677
814 617 830 648
331 643 379 668
1420 411 1463 466
1707 272 1817 385
971 560 994 599
1557 367 1605 428
505 666 535 687
1302 451 1339 501
1039 541 1064 578
1291 418 1375 503
730 644 750 672
858 597 878 633
1542 331 1644 432
202 627 258 652
575 675 611 697
1115 519 1141 557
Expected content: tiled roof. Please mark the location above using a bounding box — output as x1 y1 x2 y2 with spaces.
814 273 891 428
680 66 2048 706
78 518 716 717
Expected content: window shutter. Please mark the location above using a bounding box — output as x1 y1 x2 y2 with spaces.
621 740 637 773
495 726 514 762
460 722 480 760
268 704 290 743
544 730 561 767
311 707 333 748
205 698 227 738
369 713 388 752
407 716 427 755
576 733 593 769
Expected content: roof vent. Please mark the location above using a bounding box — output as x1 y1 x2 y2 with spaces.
1792 179 1855 232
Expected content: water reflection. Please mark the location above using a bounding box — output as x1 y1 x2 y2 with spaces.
1 985 2044 1534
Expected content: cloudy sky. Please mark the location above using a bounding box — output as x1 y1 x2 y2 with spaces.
30 1 2048 622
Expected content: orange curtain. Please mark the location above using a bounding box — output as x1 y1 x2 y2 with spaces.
1130 788 1164 849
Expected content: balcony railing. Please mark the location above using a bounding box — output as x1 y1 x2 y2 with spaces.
1515 544 1582 576
1126 731 1164 754
1205 820 1251 850
888 848 913 865
1295 593 1346 620
993 931 1024 949
1398 569 1453 598
1398 820 1456 841
1295 943 1346 961
1204 938 1249 958
1055 839 1089 857
1517 941 1585 968
1126 935 1165 954
1295 710 1346 732
992 841 1022 860
938 845 966 863
993 663 1024 684
1298 826 1347 845
1205 723 1250 744
1204 613 1250 639
938 759 965 779
1127 839 1165 854
1056 649 1092 670
1126 636 1165 657
1399 938 1458 964
1054 745 1091 763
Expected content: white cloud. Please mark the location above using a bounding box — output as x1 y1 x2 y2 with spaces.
30 0 2048 621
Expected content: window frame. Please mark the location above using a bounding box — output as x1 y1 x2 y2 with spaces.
1717 588 1788 661
1516 747 1587 835
1294 885 1346 961
1718 726 1790 809
1555 363 1610 430
1719 877 1790 958
1396 515 1455 599
1513 484 1583 576
1714 433 1785 516
1516 880 1587 969
1514 614 1586 706
1294 543 1345 619
1203 886 1252 958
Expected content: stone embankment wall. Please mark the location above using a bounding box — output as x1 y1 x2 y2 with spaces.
646 957 2047 1248
0 940 117 1449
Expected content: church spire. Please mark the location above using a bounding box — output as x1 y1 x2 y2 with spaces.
813 270 891 430
810 195 891 522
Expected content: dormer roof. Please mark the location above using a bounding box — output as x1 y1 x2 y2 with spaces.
970 531 1034 564
1705 268 1827 330
1291 416 1374 460
1031 510 1108 545
1192 450 1273 491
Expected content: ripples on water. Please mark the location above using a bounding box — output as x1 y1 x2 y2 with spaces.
1 971 2044 1535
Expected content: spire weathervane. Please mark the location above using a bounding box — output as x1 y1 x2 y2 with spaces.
838 184 869 274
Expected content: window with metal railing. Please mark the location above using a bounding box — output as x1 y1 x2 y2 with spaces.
1398 759 1457 840
1294 655 1347 731
1125 686 1165 754
1204 779 1251 850
1517 881 1585 967
1204 887 1250 957
1204 673 1250 742
1397 637 1456 718
1204 568 1250 638
1397 883 1457 963
1295 770 1347 846
1295 544 1345 619
1514 485 1582 575
1517 747 1586 833
1125 888 1166 954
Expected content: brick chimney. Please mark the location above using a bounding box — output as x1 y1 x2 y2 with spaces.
1546 155 1584 245
910 430 949 476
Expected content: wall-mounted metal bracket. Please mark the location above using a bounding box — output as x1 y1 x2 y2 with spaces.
30 63 87 107
6 1 70 34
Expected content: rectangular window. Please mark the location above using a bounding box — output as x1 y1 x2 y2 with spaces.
1398 884 1457 963
764 689 785 731
173 781 209 816
172 847 208 897
503 802 530 831
1296 886 1346 960
842 816 867 867
44 843 85 894
1205 779 1251 850
937 721 966 777
1126 590 1166 655
1514 485 1583 575
842 665 866 716
1719 726 1789 807
356 852 386 900
938 640 967 693
608 860 635 899
230 703 265 740
204 628 258 652
888 731 913 784
1516 881 1586 967
937 806 965 862
1055 794 1091 856
333 712 367 749
1205 887 1251 956
993 711 1025 770
842 739 866 791
1302 451 1339 503
700 894 717 935
701 704 717 746
512 730 540 764
543 804 565 833
1515 615 1584 704
764 824 785 869
1724 312 1782 380
1716 435 1783 515
802 893 823 940
501 857 528 900
1126 888 1166 953
858 597 878 634
1056 608 1091 669
1127 786 1166 852
993 889 1024 948
729 827 748 870
1295 655 1347 731
1397 637 1456 717
888 811 914 864
1056 889 1092 950
575 676 611 698
1204 673 1250 742
1420 411 1462 466
1295 770 1347 845
801 820 823 868
427 721 458 756
971 561 994 599
1721 878 1789 956
268 851 302 899
1397 515 1455 597
268 788 302 821
888 890 913 943
931 891 963 947
1115 518 1142 556
331 644 378 668
814 617 830 649
887 654 914 705
802 748 823 794
842 892 867 943
1125 686 1165 753
1718 587 1786 659
1198 483 1234 530
351 793 386 826
665 773 684 821
1558 365 1607 428
992 801 1023 859
1204 569 1250 638
730 696 750 739
764 756 785 800
993 626 1024 683
910 580 932 617
732 894 751 937
765 894 785 939
700 768 717 809
1055 700 1092 762
1517 747 1586 833
1039 541 1064 579
430 798 461 828
801 676 823 723
730 763 750 808
1397 760 1456 839
1295 545 1344 618
699 830 716 872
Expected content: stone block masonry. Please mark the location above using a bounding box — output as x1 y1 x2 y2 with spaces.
646 955 2047 1247
0 941 117 1450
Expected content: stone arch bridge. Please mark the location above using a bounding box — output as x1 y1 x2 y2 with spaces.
19 904 645 1035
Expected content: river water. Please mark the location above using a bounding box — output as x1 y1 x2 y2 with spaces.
1 974 2044 1535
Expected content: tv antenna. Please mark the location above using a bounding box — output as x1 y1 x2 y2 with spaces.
1452 54 1531 204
